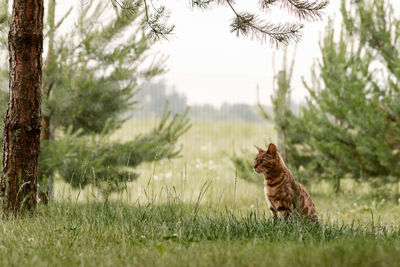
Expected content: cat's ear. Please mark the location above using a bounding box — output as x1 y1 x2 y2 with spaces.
254 145 265 153
267 143 277 155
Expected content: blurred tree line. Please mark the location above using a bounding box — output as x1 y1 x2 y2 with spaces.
133 81 269 123
232 0 400 196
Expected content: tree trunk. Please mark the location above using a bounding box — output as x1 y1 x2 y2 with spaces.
1 0 44 215
333 175 341 195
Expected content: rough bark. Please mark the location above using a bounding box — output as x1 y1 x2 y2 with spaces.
1 0 44 215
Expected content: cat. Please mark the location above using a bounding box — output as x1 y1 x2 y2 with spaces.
253 143 319 221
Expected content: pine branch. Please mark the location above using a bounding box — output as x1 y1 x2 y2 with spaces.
190 0 215 9
282 0 329 21
259 0 279 11
225 0 302 46
143 0 175 40
230 12 303 46
110 0 327 45
111 0 141 11
112 0 174 40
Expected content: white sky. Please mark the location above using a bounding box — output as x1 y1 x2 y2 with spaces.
54 0 398 107
153 0 342 107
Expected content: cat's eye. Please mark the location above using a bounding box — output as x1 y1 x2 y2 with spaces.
260 160 265 163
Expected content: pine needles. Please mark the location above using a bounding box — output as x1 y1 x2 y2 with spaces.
222 0 328 46
113 0 329 46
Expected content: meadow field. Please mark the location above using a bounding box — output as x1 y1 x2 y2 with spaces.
1 119 400 266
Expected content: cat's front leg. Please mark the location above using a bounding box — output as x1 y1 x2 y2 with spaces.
277 202 292 219
266 198 278 218
269 207 277 218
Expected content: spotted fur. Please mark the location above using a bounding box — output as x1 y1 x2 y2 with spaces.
253 143 318 221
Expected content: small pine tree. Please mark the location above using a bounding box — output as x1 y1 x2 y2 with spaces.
0 0 191 200
301 21 373 192
341 0 400 177
268 48 298 166
41 105 190 201
301 5 400 192
40 0 166 137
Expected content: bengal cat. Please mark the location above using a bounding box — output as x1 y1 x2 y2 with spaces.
253 143 319 221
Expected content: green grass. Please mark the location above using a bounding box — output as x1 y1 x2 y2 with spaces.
2 119 400 266
1 202 400 267
54 119 400 224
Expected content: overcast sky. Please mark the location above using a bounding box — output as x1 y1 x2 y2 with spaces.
152 0 342 107
54 1 398 107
